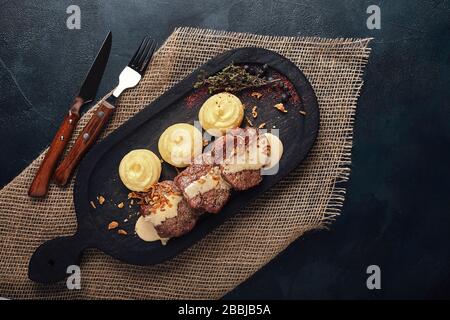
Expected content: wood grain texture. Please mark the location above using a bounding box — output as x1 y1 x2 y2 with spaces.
28 97 83 197
53 100 115 186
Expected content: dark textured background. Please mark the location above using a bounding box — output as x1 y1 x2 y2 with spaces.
1 0 449 299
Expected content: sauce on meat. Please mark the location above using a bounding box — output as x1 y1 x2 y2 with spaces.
184 166 229 198
135 216 169 245
222 135 270 174
145 194 182 226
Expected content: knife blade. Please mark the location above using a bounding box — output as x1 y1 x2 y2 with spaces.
78 31 112 104
28 31 112 197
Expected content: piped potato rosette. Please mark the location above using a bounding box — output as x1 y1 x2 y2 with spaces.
119 149 161 192
158 123 203 167
198 92 244 136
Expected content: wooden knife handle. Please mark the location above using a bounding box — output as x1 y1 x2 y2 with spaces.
54 99 115 186
28 98 83 197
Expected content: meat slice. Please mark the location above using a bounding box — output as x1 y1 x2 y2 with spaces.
139 180 201 238
174 164 230 213
217 127 270 190
174 127 270 213
154 199 200 238
220 169 263 191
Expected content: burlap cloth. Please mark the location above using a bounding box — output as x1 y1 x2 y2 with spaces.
0 27 371 299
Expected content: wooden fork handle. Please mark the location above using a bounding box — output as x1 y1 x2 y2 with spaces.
54 99 116 186
28 98 83 197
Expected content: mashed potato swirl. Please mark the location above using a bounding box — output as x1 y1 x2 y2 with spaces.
198 92 244 136
119 149 161 191
158 123 203 167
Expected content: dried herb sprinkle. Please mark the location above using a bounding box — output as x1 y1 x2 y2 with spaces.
194 63 280 94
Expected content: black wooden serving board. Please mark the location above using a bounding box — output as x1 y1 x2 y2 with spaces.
28 48 319 283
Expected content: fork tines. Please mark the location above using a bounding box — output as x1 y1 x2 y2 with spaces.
128 36 157 75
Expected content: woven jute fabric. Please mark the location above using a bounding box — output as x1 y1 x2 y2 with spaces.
0 27 371 299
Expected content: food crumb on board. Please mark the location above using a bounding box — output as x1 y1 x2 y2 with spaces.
299 110 307 116
90 201 96 209
117 202 124 209
251 92 263 99
108 221 119 230
245 116 254 127
117 229 128 236
274 103 287 113
251 106 258 119
258 122 266 129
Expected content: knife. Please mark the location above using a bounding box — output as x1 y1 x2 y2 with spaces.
54 36 156 187
28 31 112 197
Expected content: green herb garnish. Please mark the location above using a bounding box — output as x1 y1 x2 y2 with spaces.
194 64 279 94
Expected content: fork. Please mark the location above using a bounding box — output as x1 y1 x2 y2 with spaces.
54 37 157 186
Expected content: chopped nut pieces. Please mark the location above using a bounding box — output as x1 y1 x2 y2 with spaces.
251 106 258 119
90 201 96 209
258 122 266 129
251 92 263 99
117 229 128 236
108 221 119 230
299 110 307 116
128 182 182 215
245 116 254 127
274 103 287 113
117 202 124 208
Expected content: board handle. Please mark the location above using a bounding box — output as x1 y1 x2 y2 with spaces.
28 232 90 284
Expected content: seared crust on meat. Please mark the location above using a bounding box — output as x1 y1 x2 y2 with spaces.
185 188 231 213
220 168 262 191
154 199 200 238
